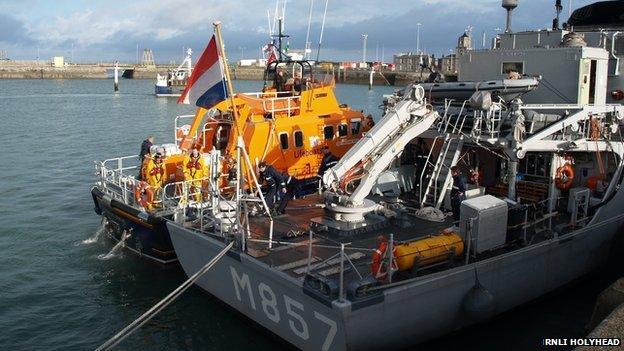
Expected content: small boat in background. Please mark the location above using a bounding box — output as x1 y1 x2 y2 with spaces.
155 48 192 97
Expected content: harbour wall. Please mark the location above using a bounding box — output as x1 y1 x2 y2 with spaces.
0 61 454 86
0 61 169 79
231 66 437 86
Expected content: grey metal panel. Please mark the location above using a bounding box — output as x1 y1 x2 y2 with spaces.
460 195 508 253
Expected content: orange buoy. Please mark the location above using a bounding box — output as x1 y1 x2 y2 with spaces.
555 163 575 190
134 181 154 211
371 236 398 280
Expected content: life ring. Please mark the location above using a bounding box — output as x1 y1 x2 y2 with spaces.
176 124 191 141
134 181 154 210
371 238 398 280
555 163 574 190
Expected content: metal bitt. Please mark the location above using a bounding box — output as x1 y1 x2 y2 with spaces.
113 61 119 92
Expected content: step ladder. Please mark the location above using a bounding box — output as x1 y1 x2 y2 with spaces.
420 134 464 209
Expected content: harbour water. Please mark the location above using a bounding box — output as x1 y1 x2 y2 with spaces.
0 79 621 350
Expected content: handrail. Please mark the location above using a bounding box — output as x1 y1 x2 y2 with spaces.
419 136 443 204
262 95 301 117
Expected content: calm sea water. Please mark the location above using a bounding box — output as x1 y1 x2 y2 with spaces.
0 79 621 351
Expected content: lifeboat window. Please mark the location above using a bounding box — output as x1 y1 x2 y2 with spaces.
294 130 304 148
338 124 348 137
279 133 289 150
323 126 334 140
351 120 362 135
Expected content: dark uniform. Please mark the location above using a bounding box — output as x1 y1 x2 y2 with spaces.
318 152 339 177
260 165 287 213
275 72 286 92
277 175 302 214
451 173 466 222
140 138 153 163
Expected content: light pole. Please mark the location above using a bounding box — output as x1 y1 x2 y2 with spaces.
361 34 368 63
416 23 422 54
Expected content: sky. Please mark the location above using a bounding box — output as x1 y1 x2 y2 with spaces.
0 0 601 63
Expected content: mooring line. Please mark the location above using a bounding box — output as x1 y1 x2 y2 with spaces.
95 241 235 350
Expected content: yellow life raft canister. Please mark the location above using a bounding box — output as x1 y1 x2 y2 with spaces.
394 232 464 271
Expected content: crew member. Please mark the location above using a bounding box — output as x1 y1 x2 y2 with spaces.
450 166 466 223
274 69 286 92
140 136 154 163
258 161 287 216
146 153 168 190
318 146 339 177
139 136 154 179
183 149 207 201
276 174 302 215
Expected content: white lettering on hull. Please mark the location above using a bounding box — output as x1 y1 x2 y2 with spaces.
230 266 338 351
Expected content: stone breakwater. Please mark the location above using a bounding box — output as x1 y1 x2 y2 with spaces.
1 61 456 86
0 61 167 79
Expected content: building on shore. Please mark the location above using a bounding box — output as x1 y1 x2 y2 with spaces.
392 52 432 72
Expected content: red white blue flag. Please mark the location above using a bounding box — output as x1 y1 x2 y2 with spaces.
178 35 227 108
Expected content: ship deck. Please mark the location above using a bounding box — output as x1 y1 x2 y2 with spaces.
242 194 456 283
184 192 573 287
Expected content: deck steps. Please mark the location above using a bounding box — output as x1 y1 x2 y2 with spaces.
421 134 464 209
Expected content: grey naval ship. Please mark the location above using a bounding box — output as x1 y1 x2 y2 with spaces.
167 1 624 350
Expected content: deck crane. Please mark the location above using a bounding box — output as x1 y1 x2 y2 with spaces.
322 85 439 223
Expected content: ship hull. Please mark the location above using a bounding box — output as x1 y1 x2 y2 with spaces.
168 178 624 350
91 187 177 264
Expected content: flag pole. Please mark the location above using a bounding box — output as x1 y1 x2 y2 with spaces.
213 21 241 134
213 21 272 218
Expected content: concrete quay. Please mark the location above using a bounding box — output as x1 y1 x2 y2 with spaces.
0 60 455 87
0 60 172 79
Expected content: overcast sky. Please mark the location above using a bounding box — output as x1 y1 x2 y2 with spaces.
0 0 600 63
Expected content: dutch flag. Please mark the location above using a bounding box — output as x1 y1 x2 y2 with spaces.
178 35 228 108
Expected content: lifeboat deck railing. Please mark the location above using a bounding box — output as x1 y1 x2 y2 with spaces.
95 155 147 208
242 92 301 117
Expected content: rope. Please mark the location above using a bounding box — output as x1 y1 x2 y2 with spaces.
95 241 234 351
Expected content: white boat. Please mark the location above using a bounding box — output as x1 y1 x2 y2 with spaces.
155 48 192 97
420 78 539 103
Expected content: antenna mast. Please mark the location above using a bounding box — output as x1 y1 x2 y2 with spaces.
316 0 329 62
305 0 314 59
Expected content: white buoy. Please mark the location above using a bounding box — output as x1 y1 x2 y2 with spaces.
114 61 119 92
369 69 374 90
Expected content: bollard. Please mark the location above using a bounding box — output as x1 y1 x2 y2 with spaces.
114 61 119 92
